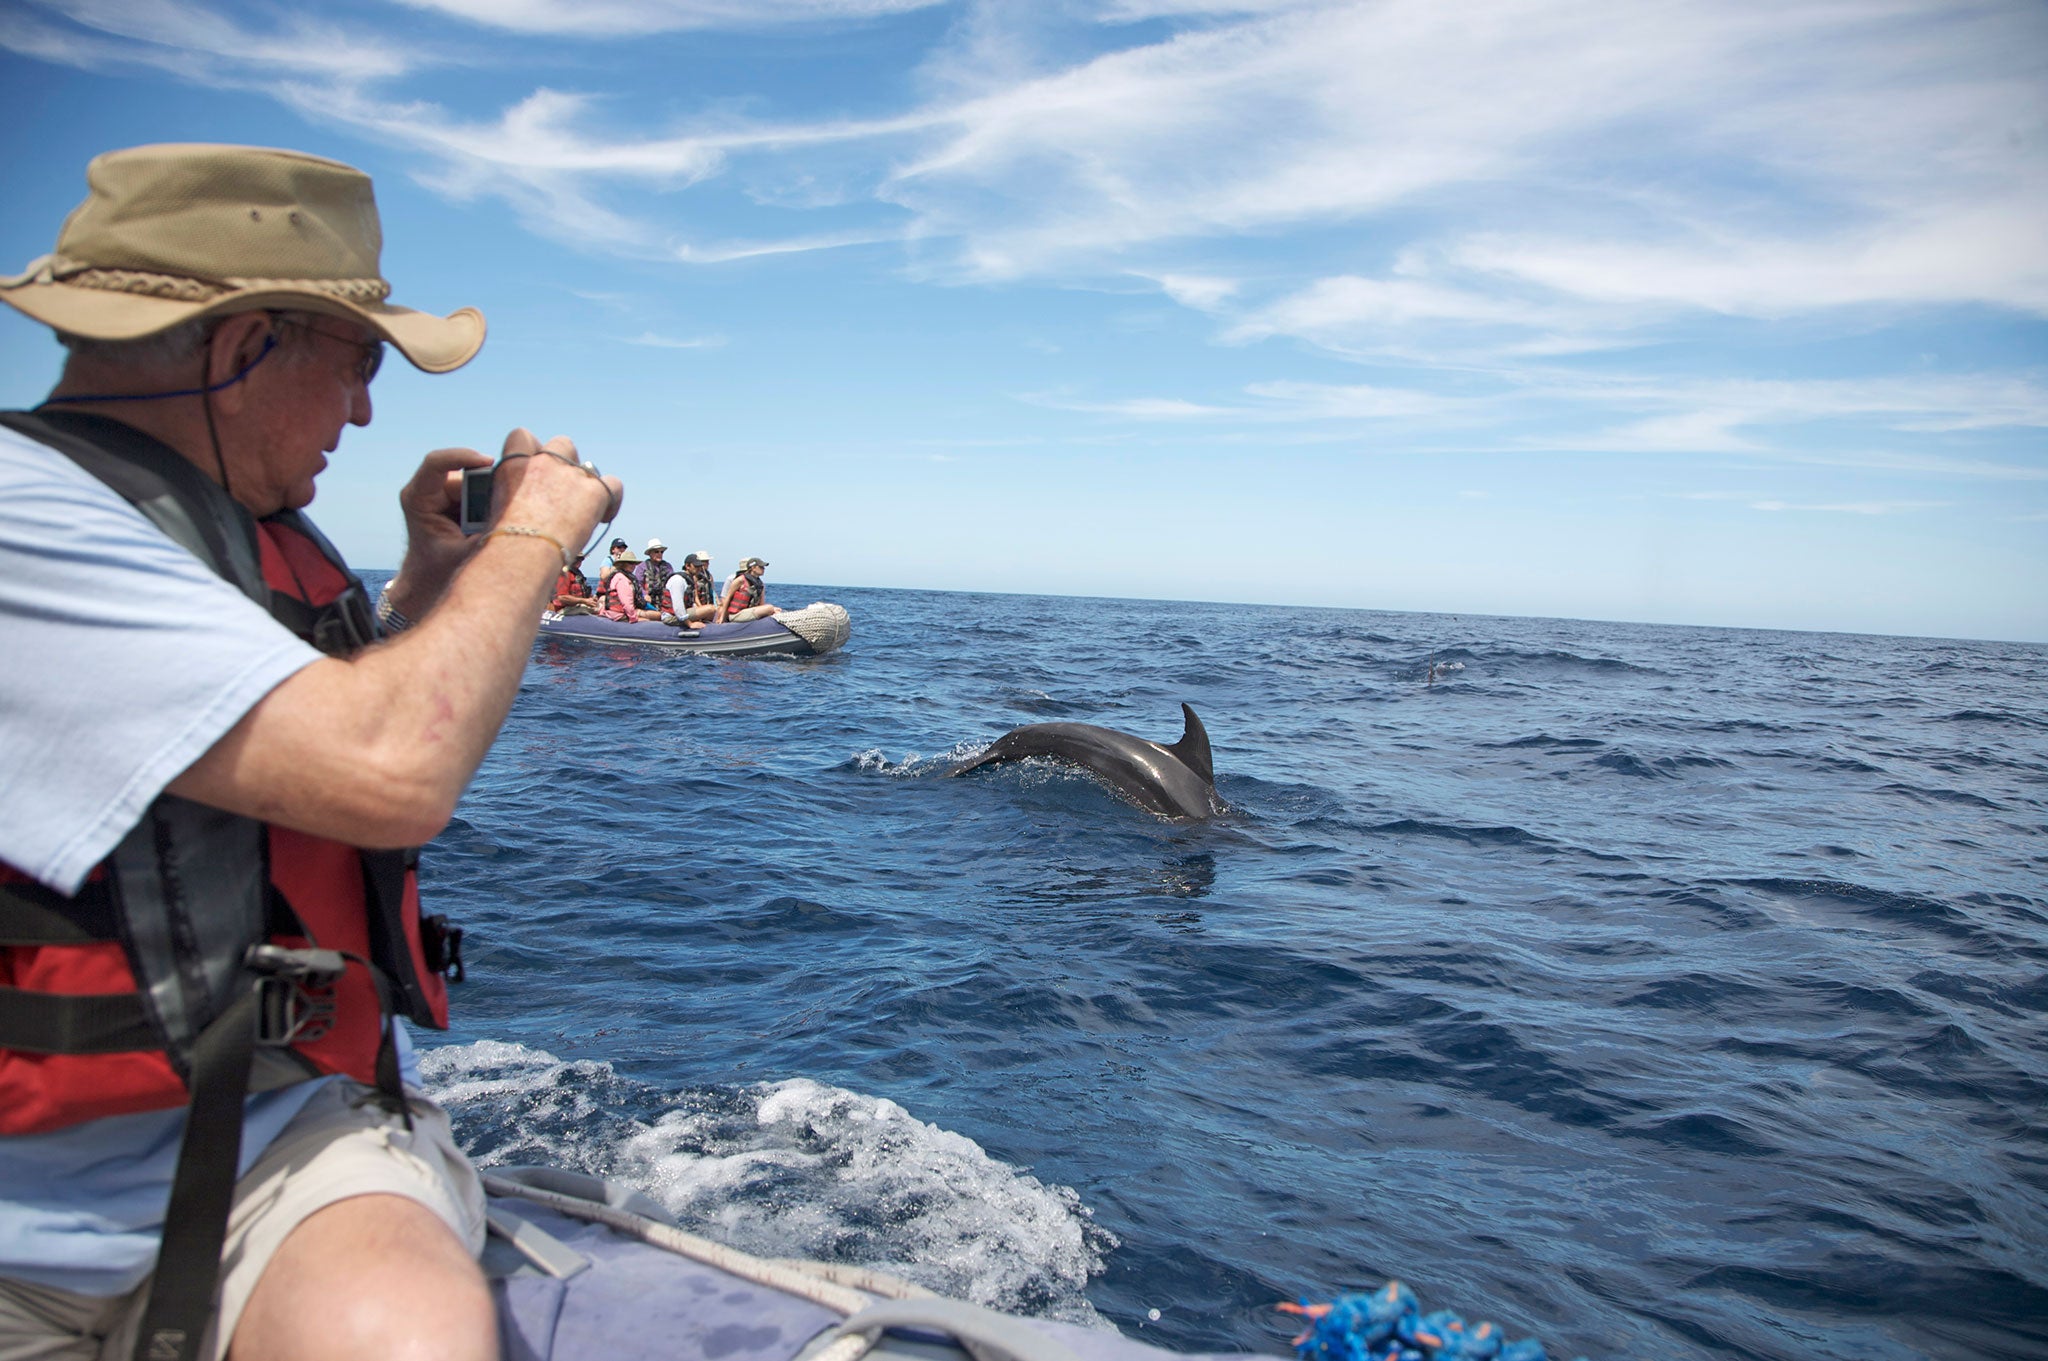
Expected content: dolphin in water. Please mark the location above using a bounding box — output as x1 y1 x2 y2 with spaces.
951 703 1221 819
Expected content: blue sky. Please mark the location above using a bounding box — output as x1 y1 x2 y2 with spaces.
4 0 2044 641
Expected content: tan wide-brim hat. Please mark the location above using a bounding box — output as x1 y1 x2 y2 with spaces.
0 143 484 373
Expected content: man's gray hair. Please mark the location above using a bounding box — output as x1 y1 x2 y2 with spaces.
57 311 323 372
56 317 215 369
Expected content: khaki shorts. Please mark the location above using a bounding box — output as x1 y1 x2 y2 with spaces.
0 1081 485 1361
727 605 777 622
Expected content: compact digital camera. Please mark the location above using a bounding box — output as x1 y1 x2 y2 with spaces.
459 466 494 535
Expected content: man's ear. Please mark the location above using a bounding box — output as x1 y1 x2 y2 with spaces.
204 312 274 417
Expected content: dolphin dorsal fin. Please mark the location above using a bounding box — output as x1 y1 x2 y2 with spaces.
1167 703 1214 785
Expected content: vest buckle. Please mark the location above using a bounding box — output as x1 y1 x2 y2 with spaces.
245 944 345 1046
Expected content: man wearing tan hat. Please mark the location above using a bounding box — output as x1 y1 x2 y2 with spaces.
0 144 623 1361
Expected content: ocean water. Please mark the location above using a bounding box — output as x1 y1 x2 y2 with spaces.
392 578 2048 1361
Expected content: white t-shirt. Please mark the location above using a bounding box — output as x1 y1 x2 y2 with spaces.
0 421 340 1295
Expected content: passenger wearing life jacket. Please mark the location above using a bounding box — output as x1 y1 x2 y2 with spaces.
666 551 720 627
0 144 622 1361
632 539 675 612
551 552 600 614
598 548 665 622
596 535 631 595
716 556 782 624
681 551 718 608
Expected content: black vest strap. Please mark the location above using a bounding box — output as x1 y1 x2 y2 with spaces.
0 986 156 1053
0 410 268 606
0 883 151 1053
134 987 262 1361
0 878 118 944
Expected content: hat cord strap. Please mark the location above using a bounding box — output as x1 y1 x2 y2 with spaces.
37 334 277 406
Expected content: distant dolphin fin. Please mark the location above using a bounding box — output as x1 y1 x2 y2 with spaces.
1166 703 1214 785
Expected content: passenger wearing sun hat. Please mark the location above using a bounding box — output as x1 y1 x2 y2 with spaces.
715 555 781 624
633 538 674 612
0 143 624 1359
598 547 663 622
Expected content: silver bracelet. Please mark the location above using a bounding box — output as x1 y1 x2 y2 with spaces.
376 586 415 635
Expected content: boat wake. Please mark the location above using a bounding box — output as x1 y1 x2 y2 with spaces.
420 1040 1116 1327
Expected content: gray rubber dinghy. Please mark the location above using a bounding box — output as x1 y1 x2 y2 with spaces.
536 602 852 657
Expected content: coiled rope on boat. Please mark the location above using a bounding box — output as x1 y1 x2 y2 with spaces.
775 602 852 654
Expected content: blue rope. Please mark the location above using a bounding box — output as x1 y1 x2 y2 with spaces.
1284 1280 1581 1361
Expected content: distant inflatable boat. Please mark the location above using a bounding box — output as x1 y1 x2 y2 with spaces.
536 602 851 657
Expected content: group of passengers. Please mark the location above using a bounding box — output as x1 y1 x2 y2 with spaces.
549 537 780 629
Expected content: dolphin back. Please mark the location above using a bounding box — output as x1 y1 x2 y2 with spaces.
950 704 1219 819
1166 703 1214 786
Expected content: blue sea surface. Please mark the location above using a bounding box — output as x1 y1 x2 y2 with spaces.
393 578 2048 1361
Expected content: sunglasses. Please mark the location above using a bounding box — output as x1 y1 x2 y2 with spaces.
276 315 384 384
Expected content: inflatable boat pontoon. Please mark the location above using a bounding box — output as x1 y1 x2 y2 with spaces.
482 1167 1563 1361
536 602 851 658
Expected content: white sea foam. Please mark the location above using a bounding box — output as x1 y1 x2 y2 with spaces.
850 741 992 777
421 1041 1115 1327
419 1039 636 1171
618 1076 1116 1326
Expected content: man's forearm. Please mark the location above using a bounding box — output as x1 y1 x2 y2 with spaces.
167 434 618 847
167 530 565 847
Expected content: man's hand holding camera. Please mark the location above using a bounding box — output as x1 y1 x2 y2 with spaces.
386 428 623 621
479 428 623 544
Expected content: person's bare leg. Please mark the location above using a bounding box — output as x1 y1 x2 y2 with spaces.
226 1194 493 1361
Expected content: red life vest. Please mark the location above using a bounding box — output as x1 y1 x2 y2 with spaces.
726 571 761 615
0 410 461 1137
601 570 639 620
551 565 587 608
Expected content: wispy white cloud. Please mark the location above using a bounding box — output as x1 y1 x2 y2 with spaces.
10 0 2046 509
1553 373 2048 451
668 229 904 263
1238 380 1453 420
1018 367 2048 476
1451 202 2048 320
1750 499 1951 515
1138 272 1239 312
15 0 2042 342
1222 270 1611 358
1573 410 1768 454
1030 394 1240 420
5 0 418 81
1024 377 1454 423
622 330 727 348
388 0 944 39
